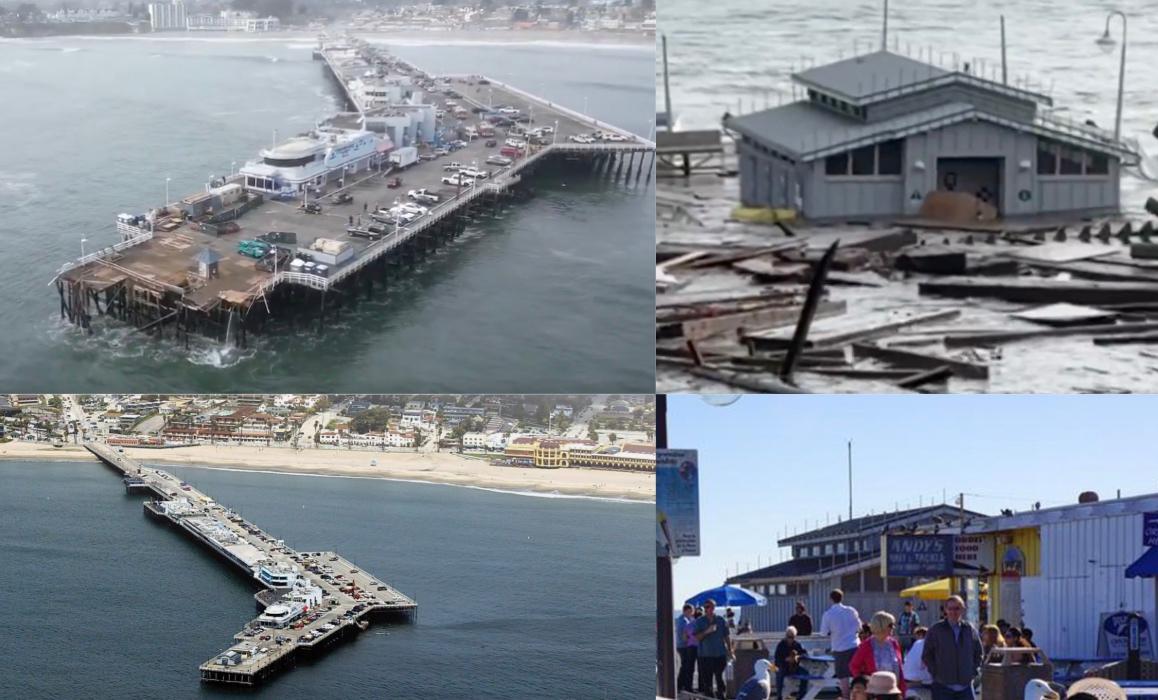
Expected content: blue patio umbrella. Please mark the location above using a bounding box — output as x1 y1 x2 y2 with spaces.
686 584 767 608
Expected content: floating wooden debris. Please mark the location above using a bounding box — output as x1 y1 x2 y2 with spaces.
895 246 967 275
1002 243 1120 264
746 308 961 350
943 321 1158 347
919 277 1158 305
680 300 847 342
1092 332 1158 345
850 342 990 380
1010 303 1119 328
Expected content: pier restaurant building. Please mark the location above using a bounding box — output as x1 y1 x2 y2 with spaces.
725 50 1135 221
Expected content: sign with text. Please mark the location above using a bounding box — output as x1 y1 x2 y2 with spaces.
657 449 700 558
953 534 994 573
1097 612 1154 659
884 534 955 577
1144 512 1158 547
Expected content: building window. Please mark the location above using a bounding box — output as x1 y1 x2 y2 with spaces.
1037 140 1058 174
1088 152 1110 175
1059 146 1083 175
826 153 849 175
778 584 788 596
851 145 875 175
853 540 860 552
825 543 834 555
811 546 820 557
837 542 847 554
878 139 903 175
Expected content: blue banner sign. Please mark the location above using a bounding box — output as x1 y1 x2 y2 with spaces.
1144 512 1158 547
885 534 955 577
657 449 700 558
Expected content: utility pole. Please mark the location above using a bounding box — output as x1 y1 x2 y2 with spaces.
661 34 673 130
881 0 889 51
1000 15 1008 84
848 440 853 520
656 394 674 699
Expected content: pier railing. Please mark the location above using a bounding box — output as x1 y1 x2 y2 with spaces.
53 229 155 280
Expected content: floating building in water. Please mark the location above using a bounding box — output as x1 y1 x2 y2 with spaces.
725 50 1137 221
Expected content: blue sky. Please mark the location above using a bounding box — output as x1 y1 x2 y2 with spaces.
665 394 1158 605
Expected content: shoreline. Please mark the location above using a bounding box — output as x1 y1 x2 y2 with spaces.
1 28 653 50
0 441 655 503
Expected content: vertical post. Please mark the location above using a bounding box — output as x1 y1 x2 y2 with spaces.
1115 13 1127 143
662 34 673 130
881 0 889 51
1000 15 1008 84
848 440 853 520
656 393 675 699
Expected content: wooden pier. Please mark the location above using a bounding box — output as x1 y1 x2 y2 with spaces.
51 38 654 348
87 443 416 687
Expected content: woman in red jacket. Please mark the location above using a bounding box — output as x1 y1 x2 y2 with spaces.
850 611 907 696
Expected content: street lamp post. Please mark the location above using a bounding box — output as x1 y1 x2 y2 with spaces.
1096 10 1127 143
165 176 171 205
80 237 87 258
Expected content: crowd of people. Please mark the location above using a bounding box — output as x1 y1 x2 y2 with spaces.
690 589 1051 700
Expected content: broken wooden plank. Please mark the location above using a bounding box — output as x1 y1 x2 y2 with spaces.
657 250 712 271
943 321 1158 347
1019 258 1158 283
826 271 885 287
681 300 848 342
802 228 918 253
1003 242 1120 263
895 246 967 275
1131 242 1158 260
780 241 839 381
732 258 811 281
658 286 798 309
919 277 1158 305
686 241 806 269
1092 332 1158 345
678 365 809 393
1010 303 1119 328
896 365 954 390
806 367 919 379
850 342 990 380
747 308 962 350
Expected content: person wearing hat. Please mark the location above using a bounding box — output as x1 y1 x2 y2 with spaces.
693 599 734 699
921 595 982 700
865 671 904 700
735 658 774 700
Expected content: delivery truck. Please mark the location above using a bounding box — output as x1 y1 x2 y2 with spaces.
389 146 419 169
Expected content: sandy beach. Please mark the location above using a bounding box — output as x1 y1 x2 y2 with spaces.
0 441 654 502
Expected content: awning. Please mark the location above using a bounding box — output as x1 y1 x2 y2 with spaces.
1126 547 1158 578
900 578 953 600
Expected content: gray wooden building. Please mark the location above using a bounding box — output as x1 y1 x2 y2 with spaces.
726 504 984 633
724 50 1134 221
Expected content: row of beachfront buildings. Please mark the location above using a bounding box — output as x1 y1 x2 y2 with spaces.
727 491 1158 660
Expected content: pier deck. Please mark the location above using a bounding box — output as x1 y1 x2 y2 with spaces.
52 37 654 344
87 443 416 687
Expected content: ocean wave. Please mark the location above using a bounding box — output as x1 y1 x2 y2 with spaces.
0 171 38 207
361 36 652 52
0 59 35 73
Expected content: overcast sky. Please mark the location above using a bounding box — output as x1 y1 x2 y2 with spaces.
665 394 1158 606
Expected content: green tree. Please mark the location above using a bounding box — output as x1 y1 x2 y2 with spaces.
350 407 391 434
314 395 331 412
48 396 62 409
609 432 618 444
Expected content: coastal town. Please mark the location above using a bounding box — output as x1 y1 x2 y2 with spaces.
0 394 656 500
0 0 655 38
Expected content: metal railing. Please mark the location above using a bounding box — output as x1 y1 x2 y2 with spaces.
53 229 155 279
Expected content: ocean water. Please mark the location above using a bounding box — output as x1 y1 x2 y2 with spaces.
0 459 651 698
0 36 655 392
658 0 1158 211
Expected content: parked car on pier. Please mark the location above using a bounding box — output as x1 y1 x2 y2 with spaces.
329 193 353 205
407 188 440 204
440 174 475 187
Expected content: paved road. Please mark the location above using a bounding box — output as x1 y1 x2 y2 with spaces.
565 395 607 439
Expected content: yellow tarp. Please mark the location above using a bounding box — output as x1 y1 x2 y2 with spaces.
899 578 952 600
731 206 798 224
